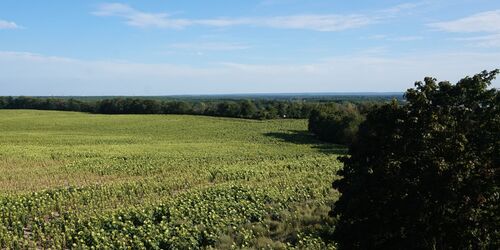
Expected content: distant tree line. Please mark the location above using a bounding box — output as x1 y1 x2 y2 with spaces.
0 96 382 120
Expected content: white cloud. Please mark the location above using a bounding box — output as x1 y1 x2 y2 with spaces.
93 3 375 31
0 51 498 95
92 3 190 29
379 2 425 15
257 15 372 32
0 19 20 29
429 10 500 48
429 10 500 33
93 2 427 32
454 34 500 48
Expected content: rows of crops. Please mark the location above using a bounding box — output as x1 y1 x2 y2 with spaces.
0 110 342 249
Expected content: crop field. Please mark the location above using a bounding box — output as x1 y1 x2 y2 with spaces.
0 110 342 249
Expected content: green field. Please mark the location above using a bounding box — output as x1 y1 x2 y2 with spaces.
0 110 342 249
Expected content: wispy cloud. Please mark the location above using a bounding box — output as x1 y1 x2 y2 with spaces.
429 10 500 33
453 34 500 48
248 15 373 31
379 2 425 15
93 3 377 31
429 10 500 47
0 19 21 30
92 3 190 29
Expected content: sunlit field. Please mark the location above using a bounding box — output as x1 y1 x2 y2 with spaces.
0 110 342 249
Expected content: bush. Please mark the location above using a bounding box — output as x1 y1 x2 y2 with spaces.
331 70 499 249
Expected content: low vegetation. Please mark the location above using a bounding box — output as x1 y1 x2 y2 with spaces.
0 110 341 248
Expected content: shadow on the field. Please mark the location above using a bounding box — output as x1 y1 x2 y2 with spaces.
312 144 347 154
264 130 347 154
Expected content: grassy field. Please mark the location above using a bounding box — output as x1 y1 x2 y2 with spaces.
0 110 342 249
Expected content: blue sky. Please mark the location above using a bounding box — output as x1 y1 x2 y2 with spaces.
0 0 499 95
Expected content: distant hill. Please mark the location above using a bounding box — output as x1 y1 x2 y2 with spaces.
29 92 404 102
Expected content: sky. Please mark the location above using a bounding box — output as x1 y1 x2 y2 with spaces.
0 0 499 96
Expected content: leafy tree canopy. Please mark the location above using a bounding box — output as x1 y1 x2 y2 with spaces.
331 70 499 249
308 104 365 145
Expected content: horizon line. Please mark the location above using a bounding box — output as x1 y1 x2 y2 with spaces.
2 91 405 98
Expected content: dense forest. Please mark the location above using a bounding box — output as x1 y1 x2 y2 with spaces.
0 96 384 121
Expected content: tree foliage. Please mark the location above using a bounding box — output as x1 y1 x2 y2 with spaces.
0 96 381 120
308 103 366 145
331 70 499 249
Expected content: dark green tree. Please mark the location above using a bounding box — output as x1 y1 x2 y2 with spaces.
0 97 8 109
331 70 499 249
215 101 240 117
308 103 364 145
164 101 192 114
239 100 258 118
